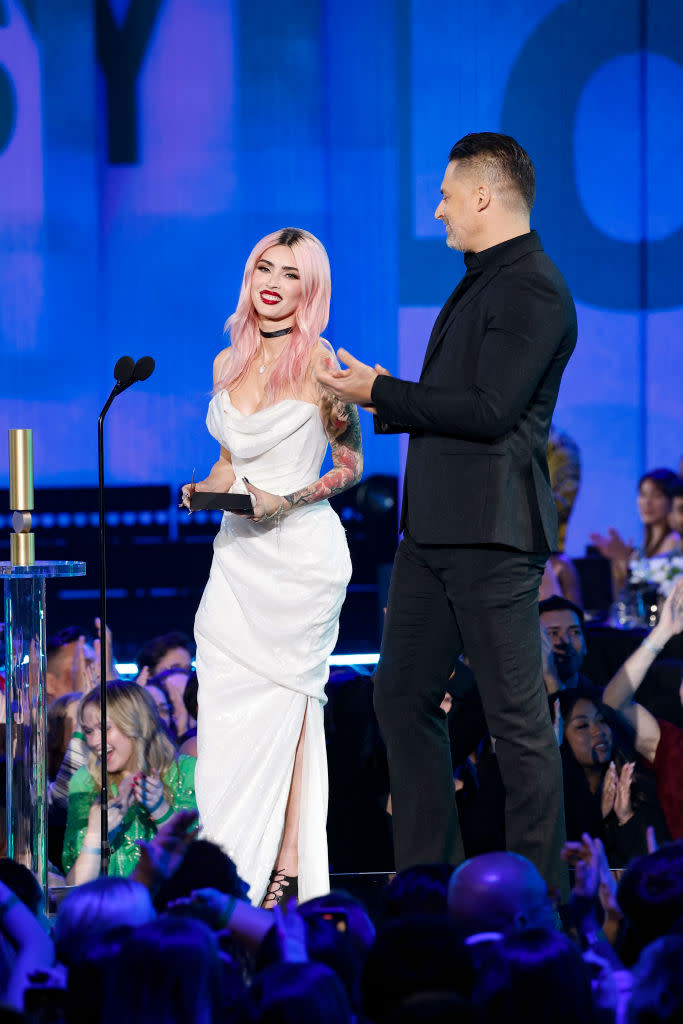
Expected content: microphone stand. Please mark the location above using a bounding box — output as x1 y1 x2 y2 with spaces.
96 358 135 876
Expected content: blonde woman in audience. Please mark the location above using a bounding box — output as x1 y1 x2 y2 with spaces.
63 680 196 882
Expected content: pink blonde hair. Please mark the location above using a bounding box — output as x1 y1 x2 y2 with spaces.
215 228 331 402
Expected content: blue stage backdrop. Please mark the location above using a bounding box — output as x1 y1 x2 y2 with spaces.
1 0 682 556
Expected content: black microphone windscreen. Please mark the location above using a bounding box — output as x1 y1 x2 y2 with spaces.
133 356 155 382
114 355 135 384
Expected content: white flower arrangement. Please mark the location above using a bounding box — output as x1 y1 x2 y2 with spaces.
629 555 683 596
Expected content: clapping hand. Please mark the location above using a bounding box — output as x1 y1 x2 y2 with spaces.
132 772 166 815
86 774 135 838
71 634 96 693
600 761 618 818
613 761 635 824
108 774 136 830
589 527 633 563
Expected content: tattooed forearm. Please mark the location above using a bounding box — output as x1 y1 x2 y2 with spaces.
283 403 363 510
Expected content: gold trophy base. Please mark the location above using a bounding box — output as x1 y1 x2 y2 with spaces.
10 533 35 567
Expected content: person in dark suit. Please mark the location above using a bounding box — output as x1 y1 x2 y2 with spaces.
317 133 577 895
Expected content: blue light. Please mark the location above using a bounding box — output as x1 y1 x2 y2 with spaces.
114 652 380 678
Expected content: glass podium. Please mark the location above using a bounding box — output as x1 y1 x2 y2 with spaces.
1 561 86 906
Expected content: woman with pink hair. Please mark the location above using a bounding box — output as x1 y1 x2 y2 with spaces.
181 228 362 908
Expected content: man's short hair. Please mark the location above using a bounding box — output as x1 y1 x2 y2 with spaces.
448 132 535 212
538 595 585 628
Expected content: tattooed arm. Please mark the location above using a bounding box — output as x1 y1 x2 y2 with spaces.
242 368 364 521
283 396 363 510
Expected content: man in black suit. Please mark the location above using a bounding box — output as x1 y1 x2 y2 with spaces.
318 133 577 894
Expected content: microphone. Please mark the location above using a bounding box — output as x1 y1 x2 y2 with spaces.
131 355 155 383
110 355 155 397
113 355 135 392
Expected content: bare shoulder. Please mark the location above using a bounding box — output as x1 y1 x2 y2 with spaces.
213 346 232 385
661 531 682 554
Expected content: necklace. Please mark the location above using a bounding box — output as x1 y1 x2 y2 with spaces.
258 326 292 373
259 327 294 338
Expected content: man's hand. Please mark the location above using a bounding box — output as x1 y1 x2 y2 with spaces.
71 635 96 693
540 625 561 696
316 347 382 410
94 617 119 683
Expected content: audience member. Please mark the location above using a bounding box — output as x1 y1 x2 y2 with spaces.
101 915 226 1024
379 864 453 922
62 681 197 882
143 673 178 741
362 916 470 1023
180 669 199 755
46 627 91 703
65 930 130 1024
245 961 352 1024
136 631 193 679
627 935 683 1024
547 422 581 555
153 838 248 912
557 686 670 864
53 875 154 967
669 480 683 543
616 841 683 965
590 468 681 597
447 851 556 938
47 693 82 781
539 595 588 691
601 578 683 838
299 891 376 960
472 927 597 1024
150 666 196 743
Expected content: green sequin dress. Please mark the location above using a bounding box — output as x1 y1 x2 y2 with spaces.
62 755 197 878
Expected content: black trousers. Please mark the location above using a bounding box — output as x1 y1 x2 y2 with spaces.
374 532 567 895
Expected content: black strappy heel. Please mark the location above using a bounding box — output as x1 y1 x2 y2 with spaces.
262 868 298 909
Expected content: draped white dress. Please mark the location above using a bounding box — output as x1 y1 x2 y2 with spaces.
194 391 352 904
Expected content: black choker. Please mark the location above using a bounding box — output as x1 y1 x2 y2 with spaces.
259 326 294 338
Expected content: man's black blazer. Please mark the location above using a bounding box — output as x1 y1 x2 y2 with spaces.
371 231 577 552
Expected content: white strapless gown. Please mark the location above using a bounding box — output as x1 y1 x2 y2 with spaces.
194 392 352 904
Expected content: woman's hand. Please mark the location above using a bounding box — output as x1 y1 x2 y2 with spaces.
242 478 284 522
657 578 683 637
108 774 137 832
600 760 617 818
589 527 634 564
614 762 635 824
132 772 168 819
